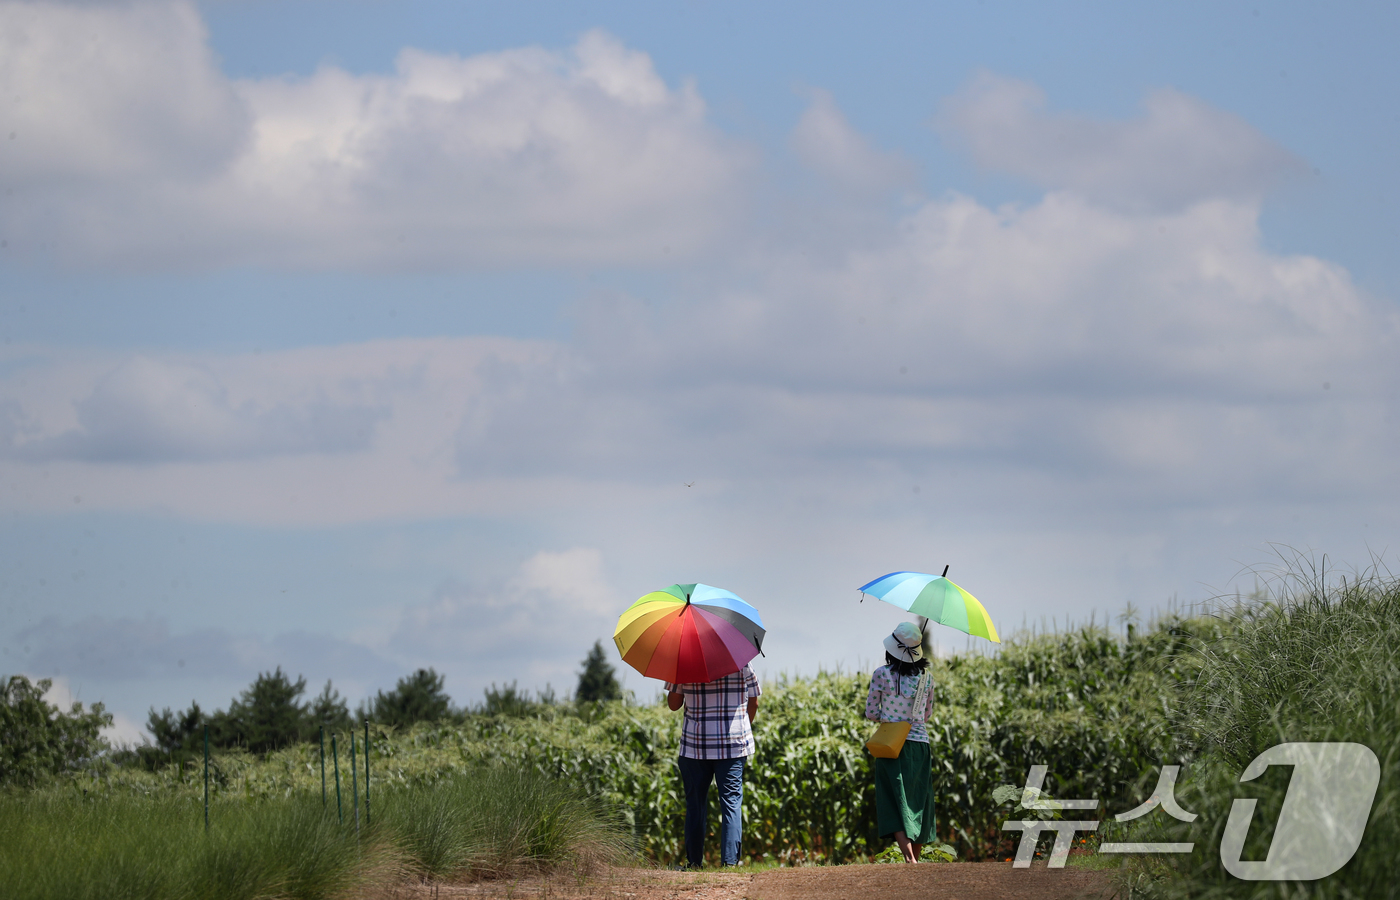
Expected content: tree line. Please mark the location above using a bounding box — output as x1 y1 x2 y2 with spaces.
1 640 622 784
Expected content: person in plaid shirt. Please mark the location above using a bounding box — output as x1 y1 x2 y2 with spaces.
665 664 761 867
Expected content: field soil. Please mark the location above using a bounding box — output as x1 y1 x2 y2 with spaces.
383 862 1116 900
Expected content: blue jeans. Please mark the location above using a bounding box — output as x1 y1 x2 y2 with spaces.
677 755 745 867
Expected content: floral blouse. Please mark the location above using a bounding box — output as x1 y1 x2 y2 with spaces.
864 665 933 743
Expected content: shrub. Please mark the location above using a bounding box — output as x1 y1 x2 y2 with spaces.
0 675 111 787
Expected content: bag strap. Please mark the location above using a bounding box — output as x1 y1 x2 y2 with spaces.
911 671 932 723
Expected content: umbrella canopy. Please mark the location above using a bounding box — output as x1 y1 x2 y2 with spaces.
613 583 766 683
858 571 1000 643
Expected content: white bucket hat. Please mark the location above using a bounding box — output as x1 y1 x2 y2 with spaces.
883 621 923 663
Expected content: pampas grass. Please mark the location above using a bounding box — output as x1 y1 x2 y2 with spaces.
0 765 628 900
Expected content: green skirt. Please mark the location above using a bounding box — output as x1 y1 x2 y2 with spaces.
874 739 936 843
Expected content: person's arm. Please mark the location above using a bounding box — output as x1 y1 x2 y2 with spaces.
667 690 684 711
746 696 758 724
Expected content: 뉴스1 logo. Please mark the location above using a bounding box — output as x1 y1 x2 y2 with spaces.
1219 742 1380 880
1001 742 1381 882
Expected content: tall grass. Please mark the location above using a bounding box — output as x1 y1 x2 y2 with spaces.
385 766 628 878
1132 563 1400 898
0 792 372 900
0 766 627 900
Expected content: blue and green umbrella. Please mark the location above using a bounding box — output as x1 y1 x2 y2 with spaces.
858 570 1000 643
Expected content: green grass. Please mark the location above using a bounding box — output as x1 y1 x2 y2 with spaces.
384 766 629 878
1066 851 1126 871
0 766 628 900
0 792 373 900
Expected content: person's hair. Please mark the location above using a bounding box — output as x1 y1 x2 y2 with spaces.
885 651 929 677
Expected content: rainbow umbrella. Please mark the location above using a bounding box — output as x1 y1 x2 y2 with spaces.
858 570 1000 643
613 583 766 683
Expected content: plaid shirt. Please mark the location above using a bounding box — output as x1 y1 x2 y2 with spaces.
665 665 761 759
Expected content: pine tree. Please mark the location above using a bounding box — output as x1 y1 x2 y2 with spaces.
370 668 453 727
214 667 310 753
142 700 205 769
575 640 622 703
481 681 539 717
309 680 353 732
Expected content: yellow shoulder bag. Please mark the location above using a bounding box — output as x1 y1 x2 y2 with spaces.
865 721 911 758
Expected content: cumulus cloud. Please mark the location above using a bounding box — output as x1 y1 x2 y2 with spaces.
40 676 147 745
453 184 1399 507
0 0 248 185
0 1 750 269
1 81 1391 525
938 71 1307 212
791 88 917 195
3 78 1398 697
0 336 559 523
386 548 617 696
513 547 615 615
5 355 387 463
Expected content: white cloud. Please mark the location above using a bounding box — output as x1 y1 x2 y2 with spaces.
0 336 557 522
2 77 1398 704
102 711 148 747
0 0 248 184
39 675 146 745
513 548 614 616
0 2 750 269
791 88 917 195
6 355 386 463
1 169 1392 522
384 548 618 699
938 71 1307 212
451 187 1398 509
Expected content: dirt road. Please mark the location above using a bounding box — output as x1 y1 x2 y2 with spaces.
386 862 1116 900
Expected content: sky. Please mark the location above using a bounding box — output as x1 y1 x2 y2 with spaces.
2 0 1398 744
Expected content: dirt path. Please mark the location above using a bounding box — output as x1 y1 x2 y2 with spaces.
383 862 1116 900
747 863 1114 900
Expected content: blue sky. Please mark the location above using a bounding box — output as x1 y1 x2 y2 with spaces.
2 0 1397 742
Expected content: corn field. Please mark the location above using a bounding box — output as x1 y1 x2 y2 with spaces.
45 568 1400 896
72 614 1222 865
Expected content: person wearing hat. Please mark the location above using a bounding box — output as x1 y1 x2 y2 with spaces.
864 621 936 862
